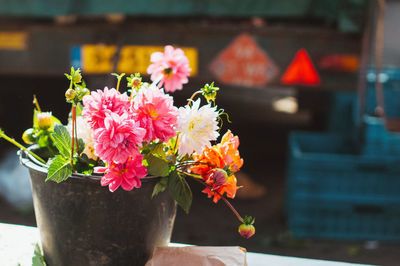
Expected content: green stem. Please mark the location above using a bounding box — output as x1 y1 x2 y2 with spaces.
116 77 122 91
70 105 76 167
177 161 218 168
33 95 41 112
187 90 202 106
0 132 46 164
173 133 180 156
74 109 79 156
176 170 202 179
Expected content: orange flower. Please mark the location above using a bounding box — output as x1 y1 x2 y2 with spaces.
190 130 243 203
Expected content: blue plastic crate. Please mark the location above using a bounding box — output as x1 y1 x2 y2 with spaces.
327 91 357 135
361 115 400 156
365 68 400 118
287 131 400 241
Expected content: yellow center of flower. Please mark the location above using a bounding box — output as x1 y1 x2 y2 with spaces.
163 67 173 77
149 108 159 120
119 168 128 175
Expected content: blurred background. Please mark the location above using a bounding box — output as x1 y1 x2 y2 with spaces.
0 0 400 265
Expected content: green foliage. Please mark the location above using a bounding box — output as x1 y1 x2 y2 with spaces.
150 143 168 160
32 243 46 266
75 102 84 117
46 155 72 183
243 216 255 225
152 176 168 198
78 138 85 154
167 171 192 214
65 67 88 104
51 125 71 158
46 124 73 182
74 153 98 175
65 67 82 85
36 133 49 148
29 109 62 152
145 154 170 177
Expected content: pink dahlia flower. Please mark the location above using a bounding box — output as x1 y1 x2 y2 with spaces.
94 112 146 163
147 45 191 92
132 84 178 142
82 87 130 130
96 155 147 192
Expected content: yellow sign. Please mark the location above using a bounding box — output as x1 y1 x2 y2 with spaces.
81 45 117 74
0 32 27 50
81 45 198 76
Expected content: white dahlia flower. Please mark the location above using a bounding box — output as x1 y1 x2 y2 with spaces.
67 115 97 160
177 98 219 155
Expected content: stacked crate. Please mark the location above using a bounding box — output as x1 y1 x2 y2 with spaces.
287 69 400 241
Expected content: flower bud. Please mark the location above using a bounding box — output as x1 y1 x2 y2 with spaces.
37 112 54 130
210 168 228 188
238 216 255 239
65 88 76 100
204 91 217 103
72 71 82 84
238 224 255 239
131 77 141 88
201 82 219 103
22 128 35 144
82 88 90 96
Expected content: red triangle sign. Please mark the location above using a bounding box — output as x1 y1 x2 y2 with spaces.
281 48 321 86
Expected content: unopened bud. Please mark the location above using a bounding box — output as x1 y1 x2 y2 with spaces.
132 77 141 88
22 128 35 144
238 224 255 239
72 71 82 84
65 88 76 100
210 168 228 188
37 112 54 130
201 82 219 103
238 216 255 239
83 88 90 96
204 91 217 103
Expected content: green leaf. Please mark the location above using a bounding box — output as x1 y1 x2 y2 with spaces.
51 124 71 158
37 134 49 148
32 243 46 266
167 171 192 214
152 176 168 198
46 155 72 183
152 143 167 160
76 102 84 117
78 138 85 154
51 115 62 126
145 154 170 177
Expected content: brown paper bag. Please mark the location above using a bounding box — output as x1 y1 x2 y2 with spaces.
145 246 247 266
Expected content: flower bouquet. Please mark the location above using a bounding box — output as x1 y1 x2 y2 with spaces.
1 45 255 264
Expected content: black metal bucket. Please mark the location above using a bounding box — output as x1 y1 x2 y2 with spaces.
20 150 177 266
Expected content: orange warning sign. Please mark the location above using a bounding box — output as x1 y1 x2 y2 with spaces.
281 48 321 86
209 33 278 87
